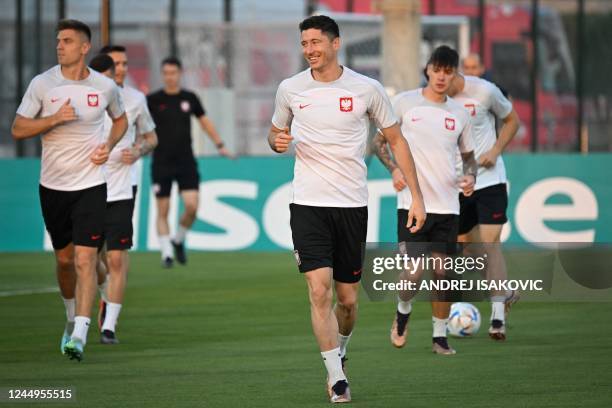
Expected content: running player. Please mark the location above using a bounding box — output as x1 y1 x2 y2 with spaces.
147 57 232 268
270 15 425 403
94 45 158 344
374 45 477 355
448 59 520 341
11 19 127 361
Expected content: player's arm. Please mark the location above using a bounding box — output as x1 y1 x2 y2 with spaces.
11 99 77 139
459 150 477 197
122 130 158 165
91 112 128 165
373 131 407 192
197 115 233 157
380 123 426 232
479 108 519 168
268 125 293 154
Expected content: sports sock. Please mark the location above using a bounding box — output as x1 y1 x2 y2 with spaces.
321 347 346 386
174 224 188 244
338 332 352 359
491 301 505 323
432 316 448 338
62 297 75 323
98 276 108 303
159 235 173 259
72 316 91 345
101 302 122 333
397 299 412 315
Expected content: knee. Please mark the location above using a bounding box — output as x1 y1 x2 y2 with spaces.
184 201 198 217
308 283 332 309
336 294 358 313
56 252 74 272
106 252 123 273
74 250 96 272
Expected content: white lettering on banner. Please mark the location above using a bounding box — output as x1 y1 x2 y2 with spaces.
187 181 259 250
262 182 293 249
515 177 598 244
367 180 397 242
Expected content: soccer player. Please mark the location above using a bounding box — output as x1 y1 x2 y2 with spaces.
269 15 425 403
374 45 477 355
11 19 128 361
94 45 158 344
448 59 520 341
461 53 486 77
147 57 232 268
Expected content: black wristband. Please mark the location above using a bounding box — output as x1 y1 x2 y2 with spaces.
216 142 225 149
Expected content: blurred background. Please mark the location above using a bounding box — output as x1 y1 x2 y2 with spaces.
1 0 611 158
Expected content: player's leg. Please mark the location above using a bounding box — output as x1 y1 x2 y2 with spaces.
54 244 76 354
334 282 358 362
153 164 174 267
63 184 107 360
173 159 200 264
96 246 109 330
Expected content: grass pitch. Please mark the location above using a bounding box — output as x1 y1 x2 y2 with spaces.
1 252 611 407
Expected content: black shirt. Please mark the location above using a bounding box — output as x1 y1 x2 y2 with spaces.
147 89 205 163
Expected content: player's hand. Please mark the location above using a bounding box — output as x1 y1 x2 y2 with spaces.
479 147 500 168
121 146 140 165
459 174 476 197
273 127 293 153
218 146 236 159
407 197 426 233
53 98 78 126
91 143 110 165
391 168 407 192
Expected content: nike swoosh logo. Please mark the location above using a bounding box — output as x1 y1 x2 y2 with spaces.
411 117 422 122
51 98 60 103
299 104 311 109
91 235 102 240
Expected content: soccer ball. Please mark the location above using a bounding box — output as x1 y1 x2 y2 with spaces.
447 302 481 337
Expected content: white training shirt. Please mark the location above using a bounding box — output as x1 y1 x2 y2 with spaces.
272 67 397 207
394 89 475 215
452 75 513 190
16 65 124 191
103 85 155 202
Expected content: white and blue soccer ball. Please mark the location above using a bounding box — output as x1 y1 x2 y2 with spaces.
448 302 481 337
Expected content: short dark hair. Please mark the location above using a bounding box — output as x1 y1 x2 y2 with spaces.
100 45 126 54
161 56 182 69
56 19 91 42
423 45 459 80
299 15 340 40
89 54 115 73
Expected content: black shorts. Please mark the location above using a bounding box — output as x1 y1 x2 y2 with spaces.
152 158 199 197
397 210 458 254
105 198 134 251
290 204 368 284
459 183 508 235
39 183 107 250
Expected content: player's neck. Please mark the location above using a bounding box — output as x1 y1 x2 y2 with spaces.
448 75 465 97
164 86 180 95
60 62 90 81
311 63 343 83
422 86 447 104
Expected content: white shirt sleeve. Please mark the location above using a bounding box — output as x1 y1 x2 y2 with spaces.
488 83 513 120
271 81 293 130
106 84 125 119
135 97 156 135
16 77 43 119
458 114 475 153
368 82 397 129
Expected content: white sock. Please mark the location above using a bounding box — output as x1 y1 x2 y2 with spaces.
432 317 448 338
174 224 188 244
71 316 91 344
491 301 505 322
62 297 75 323
338 333 352 359
397 300 412 315
321 347 346 386
101 302 122 333
159 235 173 259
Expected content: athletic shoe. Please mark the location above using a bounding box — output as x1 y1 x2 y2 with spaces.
172 240 187 265
97 298 107 331
161 257 174 269
60 330 71 355
432 337 456 355
329 380 351 403
488 319 506 341
63 339 84 361
390 311 411 348
505 290 521 320
100 329 119 345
